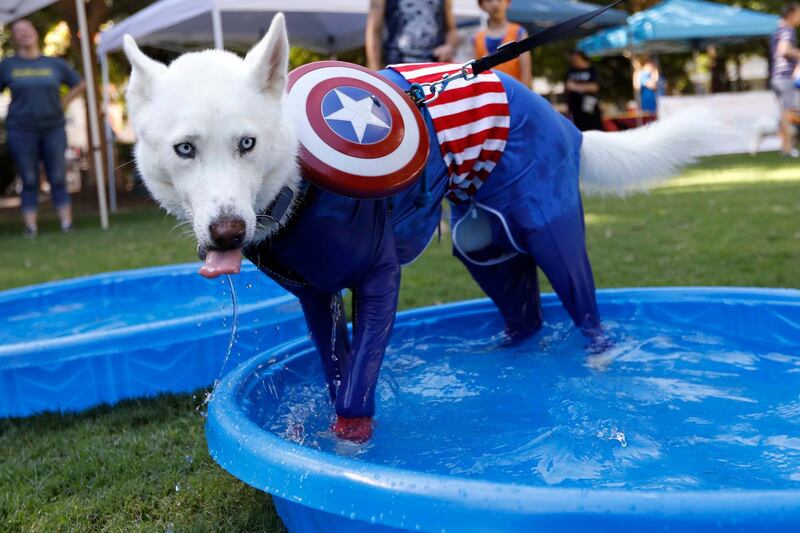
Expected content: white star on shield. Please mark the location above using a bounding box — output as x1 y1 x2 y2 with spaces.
324 89 390 143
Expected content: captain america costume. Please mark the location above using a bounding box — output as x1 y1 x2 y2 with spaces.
243 64 600 438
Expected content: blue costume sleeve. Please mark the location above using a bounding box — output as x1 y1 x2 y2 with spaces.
335 220 401 419
288 287 350 401
246 190 402 431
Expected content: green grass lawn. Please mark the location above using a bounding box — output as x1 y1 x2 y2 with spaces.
1 153 798 531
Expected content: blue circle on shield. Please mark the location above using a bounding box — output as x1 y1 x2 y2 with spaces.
321 86 393 145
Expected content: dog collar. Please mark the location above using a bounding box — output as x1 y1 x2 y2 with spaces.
257 180 311 238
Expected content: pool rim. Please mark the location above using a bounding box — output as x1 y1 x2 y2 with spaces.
0 262 296 366
207 287 800 527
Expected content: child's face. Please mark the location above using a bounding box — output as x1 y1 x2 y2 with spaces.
480 0 509 18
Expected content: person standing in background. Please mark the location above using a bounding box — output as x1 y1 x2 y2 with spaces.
634 55 660 114
565 50 603 131
366 0 458 69
770 3 800 158
473 0 531 87
0 19 84 238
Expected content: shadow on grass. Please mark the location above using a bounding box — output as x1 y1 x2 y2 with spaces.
0 389 210 436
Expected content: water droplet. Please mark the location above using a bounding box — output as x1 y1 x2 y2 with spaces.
246 283 253 289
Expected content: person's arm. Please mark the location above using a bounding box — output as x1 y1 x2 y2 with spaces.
631 62 641 91
366 0 386 70
62 81 85 110
566 80 599 93
518 28 532 88
432 0 458 62
60 59 84 110
777 29 800 61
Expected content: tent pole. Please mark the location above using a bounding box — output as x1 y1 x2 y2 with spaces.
212 7 224 50
101 53 116 213
76 0 109 230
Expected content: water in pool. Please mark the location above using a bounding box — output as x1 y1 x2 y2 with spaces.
249 312 800 491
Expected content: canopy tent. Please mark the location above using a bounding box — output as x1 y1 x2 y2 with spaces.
0 0 54 19
97 0 486 56
98 0 629 57
508 0 627 31
578 0 780 56
0 0 108 228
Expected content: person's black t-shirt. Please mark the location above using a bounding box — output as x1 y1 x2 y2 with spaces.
565 66 603 131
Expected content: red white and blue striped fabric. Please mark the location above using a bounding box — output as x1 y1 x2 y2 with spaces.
389 63 510 203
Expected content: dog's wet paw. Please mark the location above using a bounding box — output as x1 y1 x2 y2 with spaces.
333 416 373 443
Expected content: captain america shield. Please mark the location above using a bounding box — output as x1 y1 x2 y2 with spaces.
287 61 429 198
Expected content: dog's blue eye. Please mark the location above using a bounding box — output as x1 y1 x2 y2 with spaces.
238 137 256 153
174 143 196 159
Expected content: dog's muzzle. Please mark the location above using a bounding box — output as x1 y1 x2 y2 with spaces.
197 215 247 279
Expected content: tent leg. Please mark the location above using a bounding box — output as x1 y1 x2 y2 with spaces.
101 54 116 214
212 8 224 50
76 0 109 230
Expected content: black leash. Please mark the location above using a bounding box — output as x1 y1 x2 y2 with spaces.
406 0 625 106
471 0 625 76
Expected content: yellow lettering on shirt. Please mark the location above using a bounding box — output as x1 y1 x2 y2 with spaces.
11 67 53 78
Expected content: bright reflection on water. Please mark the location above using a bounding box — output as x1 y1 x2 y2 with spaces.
248 314 800 490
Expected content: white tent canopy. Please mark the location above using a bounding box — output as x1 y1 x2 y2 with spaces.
98 0 483 56
0 0 56 21
0 0 108 229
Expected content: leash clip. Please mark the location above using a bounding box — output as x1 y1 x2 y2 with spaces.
461 60 477 81
405 62 477 107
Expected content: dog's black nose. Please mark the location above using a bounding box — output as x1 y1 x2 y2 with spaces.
209 216 246 250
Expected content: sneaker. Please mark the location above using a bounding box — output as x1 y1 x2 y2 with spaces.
780 149 799 158
23 225 37 239
61 223 74 233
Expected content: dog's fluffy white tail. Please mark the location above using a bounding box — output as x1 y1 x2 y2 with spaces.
579 111 716 195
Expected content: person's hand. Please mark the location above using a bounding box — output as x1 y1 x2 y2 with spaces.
432 43 454 62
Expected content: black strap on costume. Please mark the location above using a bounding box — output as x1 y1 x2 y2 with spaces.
470 0 625 76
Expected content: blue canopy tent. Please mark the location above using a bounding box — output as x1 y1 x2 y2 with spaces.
577 0 780 56
509 0 627 30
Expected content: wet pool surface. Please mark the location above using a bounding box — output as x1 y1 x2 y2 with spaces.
251 304 800 491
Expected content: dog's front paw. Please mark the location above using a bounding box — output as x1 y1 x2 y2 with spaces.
333 416 373 443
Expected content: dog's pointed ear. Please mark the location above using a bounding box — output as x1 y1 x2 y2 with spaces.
245 13 289 96
123 35 167 117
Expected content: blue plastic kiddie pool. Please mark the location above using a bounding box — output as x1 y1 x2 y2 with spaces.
0 264 304 418
207 287 800 532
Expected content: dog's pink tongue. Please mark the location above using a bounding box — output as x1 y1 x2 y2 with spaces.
199 249 242 279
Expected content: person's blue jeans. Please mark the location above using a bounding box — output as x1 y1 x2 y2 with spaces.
6 126 70 212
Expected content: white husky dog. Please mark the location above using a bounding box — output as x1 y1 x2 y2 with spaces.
125 14 713 441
